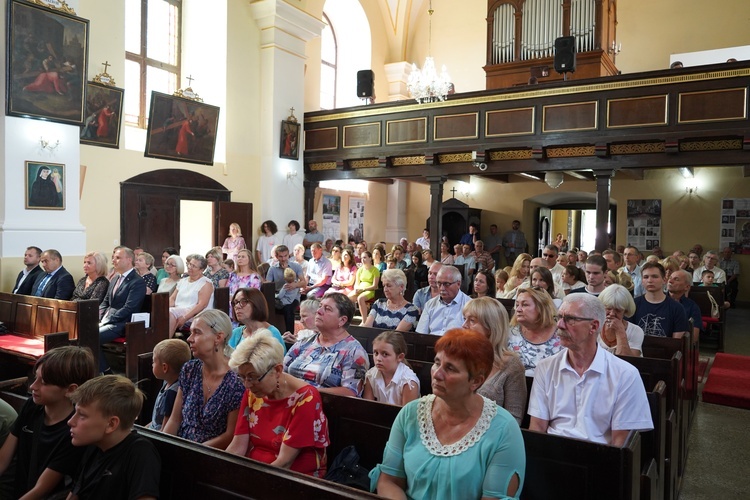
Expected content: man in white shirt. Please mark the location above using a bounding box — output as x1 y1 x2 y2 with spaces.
692 250 726 283
416 266 470 336
282 219 305 251
542 244 565 289
415 229 430 250
528 293 653 446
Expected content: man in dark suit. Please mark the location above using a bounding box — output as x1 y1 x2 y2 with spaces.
98 246 146 373
13 246 43 295
31 249 75 300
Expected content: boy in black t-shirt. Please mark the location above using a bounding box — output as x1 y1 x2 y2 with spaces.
0 346 96 498
68 375 160 500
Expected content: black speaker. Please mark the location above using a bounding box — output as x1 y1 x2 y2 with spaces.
357 70 374 98
554 36 576 74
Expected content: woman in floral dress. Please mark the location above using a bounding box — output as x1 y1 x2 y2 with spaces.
226 330 329 477
227 249 262 325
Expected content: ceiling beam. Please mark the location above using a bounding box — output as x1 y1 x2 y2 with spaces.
619 168 645 180
565 171 594 181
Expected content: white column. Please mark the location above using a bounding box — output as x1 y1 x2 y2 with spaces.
384 61 413 102
385 180 408 244
0 0 86 282
250 0 324 233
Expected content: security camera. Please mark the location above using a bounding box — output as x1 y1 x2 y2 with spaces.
473 161 488 171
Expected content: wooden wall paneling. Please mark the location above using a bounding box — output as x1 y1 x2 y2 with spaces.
343 123 381 148
607 95 669 129
386 117 427 145
486 107 535 136
434 113 479 141
678 88 748 124
304 127 338 151
543 101 598 133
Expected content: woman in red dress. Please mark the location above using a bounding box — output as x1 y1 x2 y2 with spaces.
226 330 329 477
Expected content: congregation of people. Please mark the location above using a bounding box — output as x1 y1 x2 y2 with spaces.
4 217 738 498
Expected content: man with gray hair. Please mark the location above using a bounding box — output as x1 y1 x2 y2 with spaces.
529 293 653 446
416 265 470 336
667 269 702 341
412 262 442 314
692 250 726 283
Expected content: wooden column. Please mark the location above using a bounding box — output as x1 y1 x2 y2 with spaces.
426 176 446 257
594 171 613 251
303 180 318 229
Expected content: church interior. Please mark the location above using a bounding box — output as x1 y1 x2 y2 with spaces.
0 0 749 497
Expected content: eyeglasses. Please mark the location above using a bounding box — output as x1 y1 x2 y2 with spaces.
553 314 594 325
187 262 202 269
436 280 459 288
237 365 274 384
232 298 250 308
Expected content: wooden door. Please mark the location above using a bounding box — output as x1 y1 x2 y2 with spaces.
215 201 254 254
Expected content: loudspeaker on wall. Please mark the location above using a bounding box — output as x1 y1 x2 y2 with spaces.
357 70 374 98
554 36 576 74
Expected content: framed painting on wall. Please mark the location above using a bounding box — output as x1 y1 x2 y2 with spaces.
144 91 221 166
80 82 124 148
6 0 89 125
280 120 300 160
25 161 65 210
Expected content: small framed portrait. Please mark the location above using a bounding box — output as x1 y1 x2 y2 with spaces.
80 82 124 148
25 161 65 210
144 91 221 166
280 120 300 160
6 0 89 125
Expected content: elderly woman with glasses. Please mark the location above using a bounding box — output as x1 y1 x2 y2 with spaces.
508 287 562 376
226 330 329 476
163 310 244 449
157 254 184 294
168 254 214 336
227 287 285 352
597 284 643 357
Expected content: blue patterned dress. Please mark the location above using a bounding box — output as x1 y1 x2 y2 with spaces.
177 359 245 443
367 299 419 331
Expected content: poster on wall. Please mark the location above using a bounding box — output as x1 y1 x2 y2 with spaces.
626 199 661 251
322 195 341 243
348 197 365 243
720 198 750 254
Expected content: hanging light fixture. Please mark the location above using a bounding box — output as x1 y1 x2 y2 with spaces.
545 172 564 189
407 0 452 104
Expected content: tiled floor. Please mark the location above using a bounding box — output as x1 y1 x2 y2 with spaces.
679 307 750 499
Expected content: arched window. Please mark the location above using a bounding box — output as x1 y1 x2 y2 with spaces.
321 0 371 109
320 13 337 110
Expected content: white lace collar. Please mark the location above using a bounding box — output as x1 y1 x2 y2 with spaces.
418 394 496 457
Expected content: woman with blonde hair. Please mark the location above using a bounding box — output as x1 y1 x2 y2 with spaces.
222 223 247 263
504 253 532 295
204 247 229 288
508 287 562 376
157 254 184 294
134 251 158 294
462 297 527 424
597 284 643 356
72 251 110 304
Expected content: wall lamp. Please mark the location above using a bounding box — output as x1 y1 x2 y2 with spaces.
286 169 298 180
40 136 60 152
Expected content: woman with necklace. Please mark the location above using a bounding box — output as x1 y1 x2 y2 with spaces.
370 329 525 499
71 251 109 304
227 249 262 325
363 269 419 332
284 293 369 396
157 255 184 294
226 330 329 476
507 287 562 376
439 241 454 265
168 254 214 336
222 223 246 263
597 284 643 356
163 310 244 449
134 251 158 295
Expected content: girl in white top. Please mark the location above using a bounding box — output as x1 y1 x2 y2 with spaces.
363 331 420 406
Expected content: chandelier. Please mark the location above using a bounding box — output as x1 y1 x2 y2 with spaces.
407 1 451 103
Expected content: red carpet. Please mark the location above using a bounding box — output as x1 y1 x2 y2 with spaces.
702 353 750 409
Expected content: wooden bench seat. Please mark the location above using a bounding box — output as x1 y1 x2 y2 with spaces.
348 325 438 362
0 292 99 378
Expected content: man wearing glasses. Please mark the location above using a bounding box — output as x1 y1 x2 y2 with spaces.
541 245 565 289
416 266 470 336
528 293 653 446
691 250 726 284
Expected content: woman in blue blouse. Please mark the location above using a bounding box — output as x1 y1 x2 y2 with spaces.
163 309 244 449
370 328 525 499
363 269 419 332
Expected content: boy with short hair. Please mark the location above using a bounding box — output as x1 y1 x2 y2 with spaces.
700 269 715 286
276 267 301 308
149 339 191 431
68 375 160 500
0 346 96 499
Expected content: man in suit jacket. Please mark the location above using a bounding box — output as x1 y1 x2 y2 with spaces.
31 249 75 300
98 246 146 373
13 246 44 295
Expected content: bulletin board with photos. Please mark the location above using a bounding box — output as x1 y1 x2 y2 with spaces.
348 197 365 243
626 199 662 251
721 198 750 254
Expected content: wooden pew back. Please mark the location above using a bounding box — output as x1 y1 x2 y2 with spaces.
348 325 438 362
136 426 379 499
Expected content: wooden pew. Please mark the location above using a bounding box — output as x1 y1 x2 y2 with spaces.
136 426 379 499
689 285 725 351
261 281 288 333
319 393 643 500
0 293 99 379
348 325 438 362
641 381 667 500
620 353 681 500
